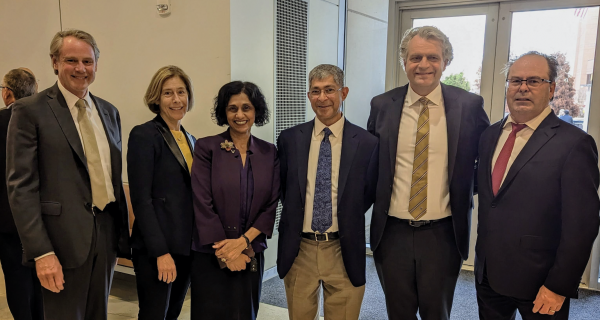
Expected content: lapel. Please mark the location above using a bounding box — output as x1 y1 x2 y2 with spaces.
247 136 269 226
495 112 560 198
441 84 462 183
387 85 409 177
152 115 190 174
485 117 508 194
338 119 359 206
296 121 313 205
46 83 87 169
90 94 121 187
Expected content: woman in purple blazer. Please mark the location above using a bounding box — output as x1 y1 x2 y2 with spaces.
190 81 280 320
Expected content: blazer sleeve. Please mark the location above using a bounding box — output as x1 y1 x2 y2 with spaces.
6 102 54 261
277 133 288 205
472 96 490 195
367 99 379 136
127 126 169 257
544 134 600 297
191 140 227 245
249 147 280 238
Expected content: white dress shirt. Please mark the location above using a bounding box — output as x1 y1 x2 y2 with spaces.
303 115 344 233
492 107 552 186
389 84 451 220
57 80 115 205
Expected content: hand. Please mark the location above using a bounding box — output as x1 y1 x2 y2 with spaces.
36 254 64 293
226 254 250 272
213 238 246 262
533 285 566 315
157 253 177 283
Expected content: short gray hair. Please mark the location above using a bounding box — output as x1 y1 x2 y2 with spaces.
502 51 558 82
308 64 344 87
49 29 100 75
3 68 37 100
399 26 454 67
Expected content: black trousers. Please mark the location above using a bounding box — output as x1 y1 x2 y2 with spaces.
0 232 43 320
476 266 571 320
374 216 463 320
190 250 264 320
132 249 192 320
41 210 117 320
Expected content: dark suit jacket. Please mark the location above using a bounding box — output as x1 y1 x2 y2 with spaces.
0 107 17 234
277 119 378 287
191 130 280 253
475 112 600 299
368 83 490 259
127 115 196 257
6 83 130 268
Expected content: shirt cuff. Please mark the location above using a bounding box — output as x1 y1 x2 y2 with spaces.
34 252 56 261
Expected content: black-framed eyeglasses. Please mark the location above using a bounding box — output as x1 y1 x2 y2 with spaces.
0 85 12 91
506 77 552 88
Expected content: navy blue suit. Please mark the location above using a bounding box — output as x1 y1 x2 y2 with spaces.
368 83 489 319
277 118 378 287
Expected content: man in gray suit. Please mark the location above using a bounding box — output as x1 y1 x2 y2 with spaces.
368 26 489 320
6 29 130 320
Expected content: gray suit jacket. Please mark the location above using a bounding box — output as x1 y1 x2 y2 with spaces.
6 83 130 268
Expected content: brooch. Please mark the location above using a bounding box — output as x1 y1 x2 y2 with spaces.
220 140 235 153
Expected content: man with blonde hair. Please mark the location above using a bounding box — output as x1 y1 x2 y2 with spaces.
6 29 130 320
368 26 489 319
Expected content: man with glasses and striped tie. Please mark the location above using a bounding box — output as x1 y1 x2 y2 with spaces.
475 52 600 320
367 26 490 320
277 64 378 319
5 29 131 320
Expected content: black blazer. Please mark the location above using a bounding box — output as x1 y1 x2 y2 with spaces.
368 83 490 259
127 115 196 257
475 112 600 299
277 119 378 287
0 107 17 234
6 83 130 268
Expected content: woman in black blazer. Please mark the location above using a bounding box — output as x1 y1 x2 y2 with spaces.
127 66 196 320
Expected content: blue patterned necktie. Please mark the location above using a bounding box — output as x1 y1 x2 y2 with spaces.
312 127 333 233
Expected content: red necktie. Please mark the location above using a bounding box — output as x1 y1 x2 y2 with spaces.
491 123 527 196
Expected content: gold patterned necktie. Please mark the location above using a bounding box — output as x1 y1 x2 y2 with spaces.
409 96 430 220
76 99 110 210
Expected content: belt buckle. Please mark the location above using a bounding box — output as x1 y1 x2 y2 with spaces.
409 220 428 227
314 233 328 242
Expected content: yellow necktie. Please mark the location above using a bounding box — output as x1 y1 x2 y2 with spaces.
76 99 110 210
409 97 430 220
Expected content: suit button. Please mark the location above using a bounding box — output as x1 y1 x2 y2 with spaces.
389 184 393 189
227 226 231 229
302 207 305 211
384 210 388 214
233 227 237 230
85 202 92 209
491 203 497 208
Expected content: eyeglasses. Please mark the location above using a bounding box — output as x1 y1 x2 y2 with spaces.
0 85 12 91
308 87 342 98
506 77 552 88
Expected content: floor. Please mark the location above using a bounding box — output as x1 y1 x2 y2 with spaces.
2 257 600 320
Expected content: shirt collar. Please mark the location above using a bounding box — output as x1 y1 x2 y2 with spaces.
504 106 552 131
314 114 345 138
57 80 93 112
406 83 443 107
6 103 14 109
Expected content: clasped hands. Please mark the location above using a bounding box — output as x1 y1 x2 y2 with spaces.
532 285 565 315
214 237 249 271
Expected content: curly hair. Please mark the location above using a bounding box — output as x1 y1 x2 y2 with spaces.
212 81 270 127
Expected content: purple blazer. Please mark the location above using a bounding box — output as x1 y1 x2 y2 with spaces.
191 130 280 253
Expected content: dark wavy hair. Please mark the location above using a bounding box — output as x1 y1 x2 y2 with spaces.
212 81 270 127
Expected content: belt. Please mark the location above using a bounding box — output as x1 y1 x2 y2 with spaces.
399 216 452 228
301 231 340 242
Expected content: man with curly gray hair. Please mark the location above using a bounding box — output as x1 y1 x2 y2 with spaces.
368 26 489 320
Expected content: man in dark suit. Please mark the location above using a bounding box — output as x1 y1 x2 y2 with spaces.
368 26 490 320
6 29 130 320
0 68 43 320
475 51 600 319
277 64 378 319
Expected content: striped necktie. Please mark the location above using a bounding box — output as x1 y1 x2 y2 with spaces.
409 97 430 220
76 99 110 210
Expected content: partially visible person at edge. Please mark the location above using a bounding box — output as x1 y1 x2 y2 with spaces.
0 67 43 320
189 81 279 320
127 66 196 320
